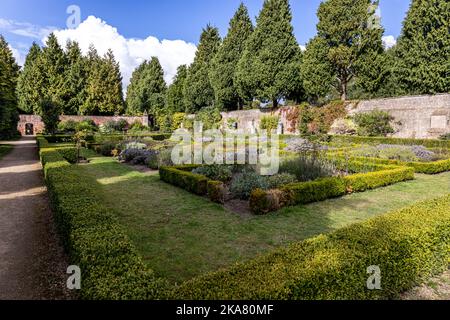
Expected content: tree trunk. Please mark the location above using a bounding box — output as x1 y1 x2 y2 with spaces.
272 98 278 109
341 81 347 101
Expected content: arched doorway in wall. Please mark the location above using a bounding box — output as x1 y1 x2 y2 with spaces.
25 123 34 136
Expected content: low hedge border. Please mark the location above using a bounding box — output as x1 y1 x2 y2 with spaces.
250 166 415 214
330 135 450 149
39 138 168 299
173 194 450 299
159 165 225 202
335 155 450 175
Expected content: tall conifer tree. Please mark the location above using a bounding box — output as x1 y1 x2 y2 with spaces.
17 42 42 114
236 0 302 108
126 57 166 116
0 35 19 138
210 3 253 110
394 0 450 94
166 64 188 113
184 25 221 113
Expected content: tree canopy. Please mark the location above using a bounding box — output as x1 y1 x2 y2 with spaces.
183 25 221 113
209 3 253 111
236 0 302 108
0 35 19 138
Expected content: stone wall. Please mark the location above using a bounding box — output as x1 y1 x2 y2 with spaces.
221 107 298 134
346 94 450 139
18 114 149 136
220 94 450 139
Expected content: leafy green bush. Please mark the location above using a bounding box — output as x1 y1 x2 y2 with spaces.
195 106 222 130
172 195 450 299
99 142 116 157
230 169 269 200
192 165 233 182
260 115 279 132
353 110 394 137
128 121 149 133
171 113 186 131
266 173 297 189
58 120 77 133
207 181 226 204
76 119 98 132
439 133 450 140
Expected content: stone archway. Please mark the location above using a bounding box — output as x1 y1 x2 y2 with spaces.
25 123 34 136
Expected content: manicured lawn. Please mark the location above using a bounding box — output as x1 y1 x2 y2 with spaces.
78 154 450 284
0 144 12 160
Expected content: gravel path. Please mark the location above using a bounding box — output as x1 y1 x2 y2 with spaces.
0 137 73 300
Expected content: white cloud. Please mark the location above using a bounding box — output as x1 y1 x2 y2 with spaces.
52 16 197 88
300 45 306 52
8 44 25 66
0 18 55 39
382 35 397 49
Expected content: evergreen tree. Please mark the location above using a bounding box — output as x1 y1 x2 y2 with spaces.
302 0 384 101
40 98 60 134
183 25 221 113
209 3 253 110
301 37 335 102
236 0 302 108
394 0 450 95
64 40 87 115
126 57 166 116
83 47 124 115
35 33 67 113
166 64 188 113
16 42 42 114
0 35 20 138
126 61 147 115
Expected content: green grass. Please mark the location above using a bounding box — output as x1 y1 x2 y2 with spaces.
0 144 13 160
77 154 450 285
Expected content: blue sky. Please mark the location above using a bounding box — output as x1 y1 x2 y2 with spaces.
0 0 412 86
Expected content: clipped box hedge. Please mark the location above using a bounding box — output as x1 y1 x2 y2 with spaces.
341 156 450 175
159 165 226 202
330 135 450 149
39 139 167 299
250 166 414 214
172 194 450 300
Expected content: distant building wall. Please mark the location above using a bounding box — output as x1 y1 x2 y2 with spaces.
17 114 149 136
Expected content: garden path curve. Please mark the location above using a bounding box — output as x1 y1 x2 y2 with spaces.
0 137 72 300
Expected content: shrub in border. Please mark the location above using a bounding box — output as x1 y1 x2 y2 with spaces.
172 195 450 299
207 181 226 204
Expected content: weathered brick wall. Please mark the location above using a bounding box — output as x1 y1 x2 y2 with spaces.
18 115 149 136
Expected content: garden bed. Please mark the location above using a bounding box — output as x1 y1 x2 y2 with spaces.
160 158 414 215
